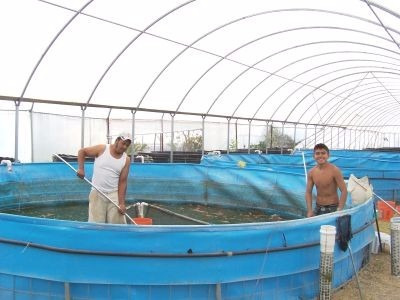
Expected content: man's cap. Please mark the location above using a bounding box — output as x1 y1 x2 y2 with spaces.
117 133 132 142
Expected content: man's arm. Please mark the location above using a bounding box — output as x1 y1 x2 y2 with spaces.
335 168 348 211
305 171 315 217
77 145 105 179
117 156 131 214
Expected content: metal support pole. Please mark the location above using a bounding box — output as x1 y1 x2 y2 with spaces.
293 124 297 149
304 125 308 149
265 122 269 154
270 123 274 149
161 113 164 151
337 127 340 149
201 115 205 156
355 130 358 150
227 118 231 154
131 110 136 162
349 129 352 149
364 130 366 149
106 108 112 144
314 125 317 146
30 109 34 162
14 101 20 161
343 128 346 150
170 114 175 163
80 106 86 148
330 127 333 149
280 123 285 154
248 120 252 154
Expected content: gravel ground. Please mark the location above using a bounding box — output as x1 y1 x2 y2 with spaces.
333 219 399 300
333 251 399 300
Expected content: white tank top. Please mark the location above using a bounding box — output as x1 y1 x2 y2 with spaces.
92 144 127 193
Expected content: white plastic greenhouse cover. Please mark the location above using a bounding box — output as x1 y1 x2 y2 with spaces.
1 0 400 161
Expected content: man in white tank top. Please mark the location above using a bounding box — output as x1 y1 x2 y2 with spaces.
77 134 131 224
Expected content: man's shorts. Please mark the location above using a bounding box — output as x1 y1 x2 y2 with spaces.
315 203 338 216
88 190 126 224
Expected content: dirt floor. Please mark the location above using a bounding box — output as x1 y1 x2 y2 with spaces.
333 220 400 300
333 252 399 300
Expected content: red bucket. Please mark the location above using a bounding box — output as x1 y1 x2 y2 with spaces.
377 201 395 221
133 217 153 225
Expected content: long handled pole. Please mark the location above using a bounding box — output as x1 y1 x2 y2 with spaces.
352 177 399 214
348 244 364 300
351 177 396 252
54 154 136 225
301 151 308 183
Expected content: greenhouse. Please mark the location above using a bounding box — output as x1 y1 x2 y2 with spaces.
0 0 400 299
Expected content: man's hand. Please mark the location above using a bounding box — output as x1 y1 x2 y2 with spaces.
118 203 126 215
307 210 315 218
77 168 85 179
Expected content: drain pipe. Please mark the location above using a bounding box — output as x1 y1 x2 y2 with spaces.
136 155 145 163
391 217 400 276
319 225 336 300
215 283 222 300
64 282 70 300
1 160 12 172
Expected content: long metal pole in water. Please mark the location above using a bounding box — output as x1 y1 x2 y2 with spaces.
53 153 137 225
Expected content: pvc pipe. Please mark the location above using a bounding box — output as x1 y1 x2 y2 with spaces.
319 225 336 300
208 150 221 156
391 217 400 276
0 160 12 172
301 152 307 183
136 155 145 163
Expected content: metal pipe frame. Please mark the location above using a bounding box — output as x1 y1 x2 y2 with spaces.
299 77 400 125
271 65 400 123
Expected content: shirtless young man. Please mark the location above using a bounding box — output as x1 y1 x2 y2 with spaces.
77 134 131 224
305 143 347 217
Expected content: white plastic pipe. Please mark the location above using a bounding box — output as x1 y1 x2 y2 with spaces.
319 225 336 300
136 155 145 163
208 150 221 156
0 160 12 172
301 152 307 183
391 217 400 276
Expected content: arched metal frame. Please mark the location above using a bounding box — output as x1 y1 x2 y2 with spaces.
6 1 400 160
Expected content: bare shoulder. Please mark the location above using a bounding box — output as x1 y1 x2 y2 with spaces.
329 163 342 173
308 166 317 176
82 144 106 157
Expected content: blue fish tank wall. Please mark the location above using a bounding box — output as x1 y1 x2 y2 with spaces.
0 154 376 300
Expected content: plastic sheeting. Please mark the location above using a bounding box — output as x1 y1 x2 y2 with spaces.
1 0 400 125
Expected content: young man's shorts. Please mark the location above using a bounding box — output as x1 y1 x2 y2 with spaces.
88 190 126 224
315 203 338 216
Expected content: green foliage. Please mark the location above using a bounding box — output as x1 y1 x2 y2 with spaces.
229 139 238 151
126 143 148 155
251 126 295 150
181 132 203 151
